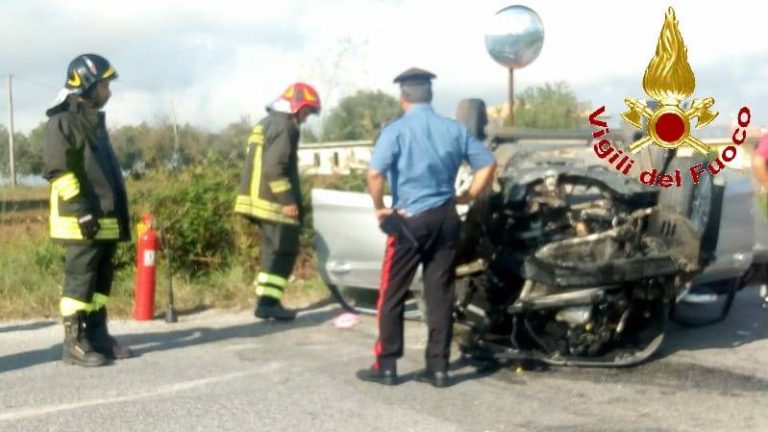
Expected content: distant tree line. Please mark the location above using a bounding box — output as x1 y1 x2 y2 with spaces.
0 117 255 177
0 83 586 176
512 82 587 129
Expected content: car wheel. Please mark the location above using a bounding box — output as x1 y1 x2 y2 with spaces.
671 278 738 327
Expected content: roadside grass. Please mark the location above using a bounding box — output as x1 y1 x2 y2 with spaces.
102 266 331 320
0 170 365 321
1 248 331 321
0 220 332 320
0 184 48 202
0 221 63 319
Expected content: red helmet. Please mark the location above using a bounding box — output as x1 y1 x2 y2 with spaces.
269 82 321 114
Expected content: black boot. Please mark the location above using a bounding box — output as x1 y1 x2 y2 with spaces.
85 308 133 360
416 369 450 388
63 312 107 367
356 365 398 386
254 296 297 321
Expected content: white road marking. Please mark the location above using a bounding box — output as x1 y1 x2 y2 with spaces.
0 364 280 422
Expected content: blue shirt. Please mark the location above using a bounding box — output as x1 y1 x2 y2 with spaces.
369 104 495 216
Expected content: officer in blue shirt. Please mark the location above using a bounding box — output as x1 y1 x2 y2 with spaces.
356 67 497 388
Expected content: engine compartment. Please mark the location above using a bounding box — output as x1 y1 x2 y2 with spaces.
454 157 703 366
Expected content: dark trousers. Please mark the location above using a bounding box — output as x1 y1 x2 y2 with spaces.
63 243 117 302
256 220 300 297
375 201 461 372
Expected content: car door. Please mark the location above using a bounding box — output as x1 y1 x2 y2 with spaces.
312 188 391 290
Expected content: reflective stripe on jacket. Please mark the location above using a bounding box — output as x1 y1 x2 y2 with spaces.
43 96 130 242
235 111 302 225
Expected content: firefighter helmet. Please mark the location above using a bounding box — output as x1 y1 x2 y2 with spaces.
268 82 321 114
65 54 118 94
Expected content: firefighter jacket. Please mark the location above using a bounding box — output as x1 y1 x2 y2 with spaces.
235 111 302 225
43 96 130 243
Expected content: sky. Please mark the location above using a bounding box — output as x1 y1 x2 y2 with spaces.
1 0 767 134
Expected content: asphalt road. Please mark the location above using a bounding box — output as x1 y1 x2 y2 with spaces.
1 287 767 432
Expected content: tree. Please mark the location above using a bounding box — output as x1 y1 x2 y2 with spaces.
176 123 214 166
136 122 174 169
0 124 8 177
308 37 368 138
0 123 43 177
320 90 401 142
15 122 45 175
301 127 319 144
212 116 252 161
512 82 588 129
111 123 152 170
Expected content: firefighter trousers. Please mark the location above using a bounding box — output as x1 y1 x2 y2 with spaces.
254 220 300 300
63 242 117 304
374 200 461 373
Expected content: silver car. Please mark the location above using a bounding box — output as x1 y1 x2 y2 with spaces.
312 115 765 327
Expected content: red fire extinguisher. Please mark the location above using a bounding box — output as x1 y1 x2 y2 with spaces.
134 213 157 320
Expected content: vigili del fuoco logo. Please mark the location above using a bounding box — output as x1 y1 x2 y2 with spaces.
588 7 752 188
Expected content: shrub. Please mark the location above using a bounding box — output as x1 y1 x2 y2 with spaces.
119 156 367 279
128 155 240 276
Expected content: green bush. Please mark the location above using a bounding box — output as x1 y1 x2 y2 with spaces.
0 159 368 318
118 157 367 279
129 155 240 276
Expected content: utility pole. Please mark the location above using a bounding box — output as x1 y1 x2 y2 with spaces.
7 75 16 187
171 100 180 169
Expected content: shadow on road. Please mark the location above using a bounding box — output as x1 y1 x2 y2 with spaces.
0 320 57 334
2 288 765 378
0 303 339 375
126 307 338 357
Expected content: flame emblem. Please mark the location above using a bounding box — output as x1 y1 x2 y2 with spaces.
622 7 718 155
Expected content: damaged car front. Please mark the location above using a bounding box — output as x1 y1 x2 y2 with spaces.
452 144 705 366
312 127 759 367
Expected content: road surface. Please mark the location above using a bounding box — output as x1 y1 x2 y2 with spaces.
1 287 767 432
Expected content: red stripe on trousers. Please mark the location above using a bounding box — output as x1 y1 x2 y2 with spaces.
374 235 397 364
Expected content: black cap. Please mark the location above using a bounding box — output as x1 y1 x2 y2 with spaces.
393 67 436 85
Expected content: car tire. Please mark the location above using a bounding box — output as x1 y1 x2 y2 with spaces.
671 278 738 327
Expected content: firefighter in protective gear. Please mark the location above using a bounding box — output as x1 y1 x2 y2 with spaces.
43 54 132 367
235 82 321 320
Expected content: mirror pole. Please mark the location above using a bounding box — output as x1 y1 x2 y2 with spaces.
508 68 515 127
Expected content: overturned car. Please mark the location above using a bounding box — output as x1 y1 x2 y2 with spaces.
450 144 706 367
312 107 762 367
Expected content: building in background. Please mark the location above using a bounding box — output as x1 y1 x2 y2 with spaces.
298 140 372 175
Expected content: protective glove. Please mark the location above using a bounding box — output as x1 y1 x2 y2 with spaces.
77 214 101 240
